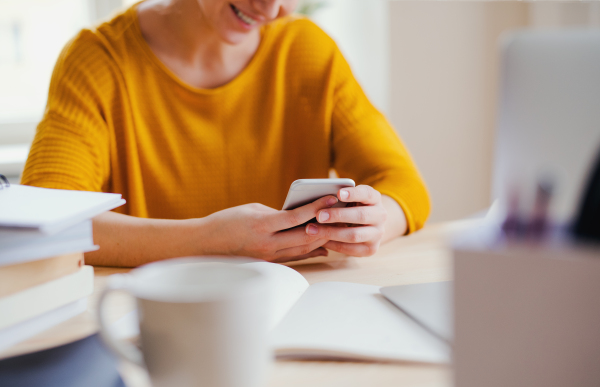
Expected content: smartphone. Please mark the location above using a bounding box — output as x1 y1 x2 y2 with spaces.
282 178 356 210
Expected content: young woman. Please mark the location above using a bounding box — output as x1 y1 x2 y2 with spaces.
21 0 430 267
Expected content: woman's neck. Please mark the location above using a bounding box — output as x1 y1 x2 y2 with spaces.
137 0 261 89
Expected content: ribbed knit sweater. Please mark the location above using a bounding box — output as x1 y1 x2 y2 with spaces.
21 6 430 232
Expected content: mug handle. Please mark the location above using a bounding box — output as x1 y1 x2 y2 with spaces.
97 274 144 367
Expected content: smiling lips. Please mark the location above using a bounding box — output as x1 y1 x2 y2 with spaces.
230 4 258 26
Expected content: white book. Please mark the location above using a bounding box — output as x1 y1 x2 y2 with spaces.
0 265 94 331
112 262 450 364
0 220 97 267
269 282 449 363
247 262 449 363
0 185 125 234
0 298 88 354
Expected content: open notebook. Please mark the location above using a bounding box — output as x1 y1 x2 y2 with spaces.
111 262 450 364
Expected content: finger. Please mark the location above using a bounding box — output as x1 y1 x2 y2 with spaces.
270 247 328 264
289 247 328 261
271 195 338 231
316 205 386 225
273 226 323 250
306 224 382 244
323 241 379 257
338 185 381 205
273 239 328 261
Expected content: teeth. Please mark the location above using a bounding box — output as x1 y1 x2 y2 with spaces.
232 5 257 25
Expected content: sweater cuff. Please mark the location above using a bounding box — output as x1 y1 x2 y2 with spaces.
375 184 431 234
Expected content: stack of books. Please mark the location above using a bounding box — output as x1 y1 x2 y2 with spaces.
0 181 125 352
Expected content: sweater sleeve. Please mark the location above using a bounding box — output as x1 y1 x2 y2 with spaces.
330 48 431 233
21 30 115 192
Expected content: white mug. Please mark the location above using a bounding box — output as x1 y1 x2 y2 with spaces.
97 258 271 387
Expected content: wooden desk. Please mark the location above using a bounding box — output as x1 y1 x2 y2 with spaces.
1 220 475 387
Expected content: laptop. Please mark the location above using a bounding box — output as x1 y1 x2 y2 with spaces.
492 29 600 223
380 281 453 345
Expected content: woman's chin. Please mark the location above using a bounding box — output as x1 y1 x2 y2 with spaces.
218 27 257 45
221 32 246 45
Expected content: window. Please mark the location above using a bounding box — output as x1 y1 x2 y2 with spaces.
0 0 122 179
0 0 91 124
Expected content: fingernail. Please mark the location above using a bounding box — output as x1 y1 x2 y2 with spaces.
326 197 338 207
306 224 318 235
319 211 330 222
340 189 349 200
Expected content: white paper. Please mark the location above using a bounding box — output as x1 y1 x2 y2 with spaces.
242 262 309 329
0 184 125 234
381 281 453 343
0 265 94 330
0 298 87 354
270 282 451 363
0 220 97 266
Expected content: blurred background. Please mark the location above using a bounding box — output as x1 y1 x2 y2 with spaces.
1 0 599 222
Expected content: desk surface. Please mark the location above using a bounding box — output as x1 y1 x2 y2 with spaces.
1 220 475 387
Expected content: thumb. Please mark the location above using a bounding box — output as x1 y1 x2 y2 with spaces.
271 195 338 231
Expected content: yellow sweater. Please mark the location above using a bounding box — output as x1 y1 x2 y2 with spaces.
22 6 430 232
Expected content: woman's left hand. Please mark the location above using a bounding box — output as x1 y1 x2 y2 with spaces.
304 185 387 257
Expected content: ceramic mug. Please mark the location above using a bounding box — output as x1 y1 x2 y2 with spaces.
97 258 271 387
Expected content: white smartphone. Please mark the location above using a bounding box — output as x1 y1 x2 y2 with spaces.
282 178 356 210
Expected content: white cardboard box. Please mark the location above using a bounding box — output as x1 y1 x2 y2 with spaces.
453 228 600 387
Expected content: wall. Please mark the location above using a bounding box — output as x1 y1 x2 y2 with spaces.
528 2 600 27
389 2 528 222
387 2 600 223
311 0 391 115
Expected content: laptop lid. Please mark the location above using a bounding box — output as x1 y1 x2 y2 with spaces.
381 281 453 345
493 29 600 223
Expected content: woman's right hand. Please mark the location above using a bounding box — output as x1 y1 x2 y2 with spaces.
201 195 339 263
